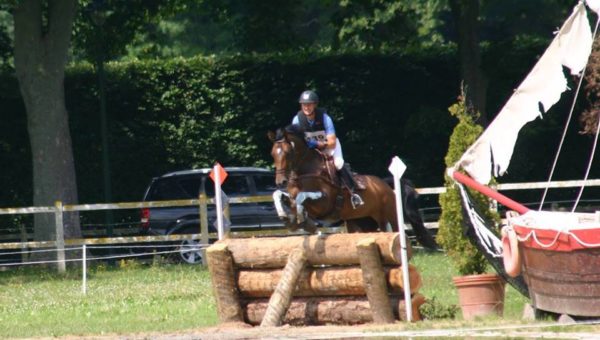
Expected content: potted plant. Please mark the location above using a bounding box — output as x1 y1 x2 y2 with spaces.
436 93 505 320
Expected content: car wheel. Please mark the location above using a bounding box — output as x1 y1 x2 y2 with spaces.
177 239 204 265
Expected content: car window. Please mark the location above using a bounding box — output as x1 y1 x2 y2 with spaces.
221 175 251 197
254 174 277 195
177 177 202 198
147 179 188 200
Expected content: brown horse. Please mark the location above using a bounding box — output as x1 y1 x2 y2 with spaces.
268 125 401 234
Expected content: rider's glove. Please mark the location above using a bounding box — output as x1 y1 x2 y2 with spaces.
307 140 319 149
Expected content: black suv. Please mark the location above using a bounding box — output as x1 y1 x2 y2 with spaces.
140 167 283 264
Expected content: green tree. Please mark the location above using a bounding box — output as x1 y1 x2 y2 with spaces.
0 10 12 70
13 0 81 242
332 0 445 50
10 0 183 243
437 93 499 275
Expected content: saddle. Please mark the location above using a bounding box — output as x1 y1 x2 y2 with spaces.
323 156 366 190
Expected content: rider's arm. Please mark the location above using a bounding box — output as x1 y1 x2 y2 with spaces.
320 114 337 150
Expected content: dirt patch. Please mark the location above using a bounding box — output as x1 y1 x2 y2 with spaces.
52 321 600 339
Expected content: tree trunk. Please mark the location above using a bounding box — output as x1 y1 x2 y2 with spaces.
450 0 487 125
356 238 395 324
260 248 306 327
206 243 245 324
13 0 81 241
219 232 408 269
244 295 426 325
237 264 422 298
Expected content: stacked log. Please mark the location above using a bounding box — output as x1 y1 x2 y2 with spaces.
206 232 426 326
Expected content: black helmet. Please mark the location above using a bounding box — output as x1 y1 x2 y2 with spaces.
298 90 319 104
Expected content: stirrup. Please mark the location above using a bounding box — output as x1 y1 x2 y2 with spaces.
351 193 364 209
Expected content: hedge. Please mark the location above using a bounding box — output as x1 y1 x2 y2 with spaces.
2 40 588 209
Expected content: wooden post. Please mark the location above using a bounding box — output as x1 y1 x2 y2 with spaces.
54 201 66 273
206 243 244 323
356 238 395 324
199 193 209 266
260 248 306 327
19 223 28 263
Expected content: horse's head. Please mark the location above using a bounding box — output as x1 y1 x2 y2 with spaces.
268 128 294 188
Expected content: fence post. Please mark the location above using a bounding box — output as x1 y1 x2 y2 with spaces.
54 201 66 273
200 193 209 266
82 244 87 295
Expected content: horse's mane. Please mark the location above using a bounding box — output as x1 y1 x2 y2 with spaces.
283 124 306 141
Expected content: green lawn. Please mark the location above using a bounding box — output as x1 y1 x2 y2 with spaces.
0 249 529 338
0 261 217 338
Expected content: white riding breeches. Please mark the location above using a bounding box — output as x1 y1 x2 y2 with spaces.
326 138 344 170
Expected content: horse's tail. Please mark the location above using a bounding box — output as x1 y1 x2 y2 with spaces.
384 176 439 251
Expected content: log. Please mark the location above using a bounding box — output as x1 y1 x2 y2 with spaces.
244 295 427 325
219 232 411 268
206 243 244 323
237 265 422 297
356 238 394 324
260 248 307 327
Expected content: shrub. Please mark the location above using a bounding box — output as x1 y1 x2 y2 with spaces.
436 93 500 275
419 297 459 320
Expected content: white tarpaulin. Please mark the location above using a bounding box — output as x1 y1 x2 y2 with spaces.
454 2 593 184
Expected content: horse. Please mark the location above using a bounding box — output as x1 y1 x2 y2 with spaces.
268 125 438 250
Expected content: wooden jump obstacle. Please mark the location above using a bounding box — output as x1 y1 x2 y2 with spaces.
206 232 426 326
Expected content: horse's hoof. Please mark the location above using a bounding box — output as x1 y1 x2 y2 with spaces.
285 221 299 231
300 221 318 234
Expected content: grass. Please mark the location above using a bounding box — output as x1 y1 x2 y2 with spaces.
0 260 217 338
411 248 529 320
0 248 530 338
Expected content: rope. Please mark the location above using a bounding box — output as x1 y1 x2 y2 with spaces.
510 221 600 248
456 183 503 258
541 16 600 211
573 18 600 211
0 245 209 267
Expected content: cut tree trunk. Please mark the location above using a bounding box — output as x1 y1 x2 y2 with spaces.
219 232 408 269
244 295 426 325
260 248 306 327
206 243 244 323
356 237 394 324
237 264 422 298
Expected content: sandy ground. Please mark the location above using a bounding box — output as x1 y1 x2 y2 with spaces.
52 321 600 340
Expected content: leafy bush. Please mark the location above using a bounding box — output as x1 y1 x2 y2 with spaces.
436 93 500 275
419 297 459 320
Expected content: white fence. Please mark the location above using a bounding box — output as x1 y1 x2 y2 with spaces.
1 178 599 271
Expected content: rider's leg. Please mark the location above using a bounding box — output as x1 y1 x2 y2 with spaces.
332 141 364 208
339 163 364 208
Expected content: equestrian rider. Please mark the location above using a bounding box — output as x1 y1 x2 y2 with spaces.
291 90 364 208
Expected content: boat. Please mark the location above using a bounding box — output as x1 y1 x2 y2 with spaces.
448 0 600 317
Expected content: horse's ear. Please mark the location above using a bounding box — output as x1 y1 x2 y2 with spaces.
267 131 276 142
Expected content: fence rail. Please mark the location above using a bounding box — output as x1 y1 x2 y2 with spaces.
1 178 600 270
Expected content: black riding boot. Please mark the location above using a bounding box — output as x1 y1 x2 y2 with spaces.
339 164 364 208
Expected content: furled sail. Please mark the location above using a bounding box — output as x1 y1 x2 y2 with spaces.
453 2 594 184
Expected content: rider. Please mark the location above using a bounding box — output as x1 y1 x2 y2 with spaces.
291 90 364 208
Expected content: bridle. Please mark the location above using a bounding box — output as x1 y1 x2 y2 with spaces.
274 136 311 182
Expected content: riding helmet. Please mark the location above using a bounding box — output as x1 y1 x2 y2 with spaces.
298 90 319 104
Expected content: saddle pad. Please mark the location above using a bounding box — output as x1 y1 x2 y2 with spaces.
354 174 367 190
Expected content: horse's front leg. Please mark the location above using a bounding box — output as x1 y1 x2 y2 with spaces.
272 189 294 221
272 189 302 231
295 191 323 233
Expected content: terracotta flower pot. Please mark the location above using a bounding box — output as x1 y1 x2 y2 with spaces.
452 273 505 320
